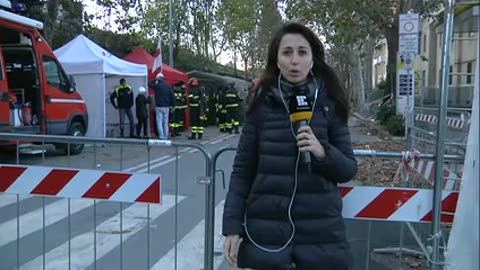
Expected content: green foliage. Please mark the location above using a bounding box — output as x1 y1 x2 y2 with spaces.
22 0 83 49
384 114 405 136
375 105 396 125
369 89 384 101
375 105 404 136
83 27 144 57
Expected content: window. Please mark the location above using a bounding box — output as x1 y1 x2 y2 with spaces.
423 34 426 53
449 65 453 85
422 70 426 87
457 64 462 85
467 62 473 84
42 56 69 92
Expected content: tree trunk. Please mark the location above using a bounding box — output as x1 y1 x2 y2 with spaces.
233 47 238 77
173 21 181 65
385 25 399 104
365 37 375 96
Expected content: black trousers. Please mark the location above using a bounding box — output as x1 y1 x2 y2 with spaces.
189 107 203 134
174 108 185 131
136 115 147 137
226 107 240 130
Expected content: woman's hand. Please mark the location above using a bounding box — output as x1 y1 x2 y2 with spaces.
296 126 326 161
224 234 242 267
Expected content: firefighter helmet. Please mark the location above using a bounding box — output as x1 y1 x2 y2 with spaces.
189 78 198 86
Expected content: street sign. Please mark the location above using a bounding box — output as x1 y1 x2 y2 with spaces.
399 34 419 54
403 53 415 70
399 13 420 35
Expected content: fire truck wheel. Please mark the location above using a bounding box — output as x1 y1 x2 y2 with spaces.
60 122 85 155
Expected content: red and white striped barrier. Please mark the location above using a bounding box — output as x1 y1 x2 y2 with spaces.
401 149 461 190
445 117 465 129
0 164 161 204
415 113 465 129
340 186 458 223
415 113 437 124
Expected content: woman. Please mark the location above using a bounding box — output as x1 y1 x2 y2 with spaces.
223 23 357 270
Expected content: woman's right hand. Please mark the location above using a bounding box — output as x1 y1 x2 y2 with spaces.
224 234 241 267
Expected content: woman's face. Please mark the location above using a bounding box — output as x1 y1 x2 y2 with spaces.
277 33 313 84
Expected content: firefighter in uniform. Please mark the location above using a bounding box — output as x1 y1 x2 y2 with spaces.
170 81 187 137
188 78 206 140
110 78 135 137
199 86 209 127
225 82 241 134
215 85 228 132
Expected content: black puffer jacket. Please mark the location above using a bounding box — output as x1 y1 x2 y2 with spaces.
223 78 357 270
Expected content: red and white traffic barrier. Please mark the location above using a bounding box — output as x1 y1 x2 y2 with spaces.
0 164 161 204
415 113 465 129
400 149 461 190
340 186 458 223
445 117 465 129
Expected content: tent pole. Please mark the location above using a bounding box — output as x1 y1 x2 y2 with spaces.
103 74 106 137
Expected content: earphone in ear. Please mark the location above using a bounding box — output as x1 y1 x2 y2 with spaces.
310 62 314 69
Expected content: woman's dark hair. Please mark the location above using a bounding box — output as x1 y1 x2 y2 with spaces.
248 22 350 122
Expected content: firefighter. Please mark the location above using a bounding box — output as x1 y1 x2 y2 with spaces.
110 78 135 137
170 81 187 137
187 78 205 140
199 86 209 126
215 85 228 132
225 82 241 134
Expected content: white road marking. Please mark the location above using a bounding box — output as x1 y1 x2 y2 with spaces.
137 156 182 173
208 134 237 145
124 156 171 172
0 194 30 208
151 200 225 270
20 195 185 270
0 198 92 247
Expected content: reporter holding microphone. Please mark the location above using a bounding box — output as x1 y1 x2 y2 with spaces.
223 22 357 270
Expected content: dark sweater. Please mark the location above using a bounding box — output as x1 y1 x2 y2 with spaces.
149 79 174 107
135 94 149 118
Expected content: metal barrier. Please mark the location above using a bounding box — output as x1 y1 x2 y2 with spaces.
210 147 464 269
0 132 212 270
0 132 467 269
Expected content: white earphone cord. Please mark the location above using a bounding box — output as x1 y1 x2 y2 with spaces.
243 73 319 253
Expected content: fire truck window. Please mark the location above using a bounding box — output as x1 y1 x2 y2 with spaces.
42 56 69 92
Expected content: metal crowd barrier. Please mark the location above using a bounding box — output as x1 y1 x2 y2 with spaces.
210 147 464 270
0 132 212 270
0 132 466 270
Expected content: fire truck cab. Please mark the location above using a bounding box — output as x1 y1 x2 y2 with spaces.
0 0 88 154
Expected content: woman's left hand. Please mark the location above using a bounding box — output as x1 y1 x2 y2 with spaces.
296 126 326 161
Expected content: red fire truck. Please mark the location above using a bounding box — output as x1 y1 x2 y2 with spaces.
0 0 88 154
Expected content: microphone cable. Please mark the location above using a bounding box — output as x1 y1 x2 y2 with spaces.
243 73 320 253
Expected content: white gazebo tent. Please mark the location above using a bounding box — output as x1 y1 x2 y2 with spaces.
54 34 148 137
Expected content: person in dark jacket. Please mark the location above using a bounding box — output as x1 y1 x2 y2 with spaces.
225 82 241 134
223 22 357 270
170 81 187 137
149 72 174 140
110 78 135 137
187 78 207 140
215 85 228 132
135 86 149 138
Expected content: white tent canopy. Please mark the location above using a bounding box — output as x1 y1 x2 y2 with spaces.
54 35 148 137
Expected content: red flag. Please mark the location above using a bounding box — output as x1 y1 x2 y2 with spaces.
152 37 163 73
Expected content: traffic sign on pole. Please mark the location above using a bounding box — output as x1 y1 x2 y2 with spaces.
399 13 420 35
